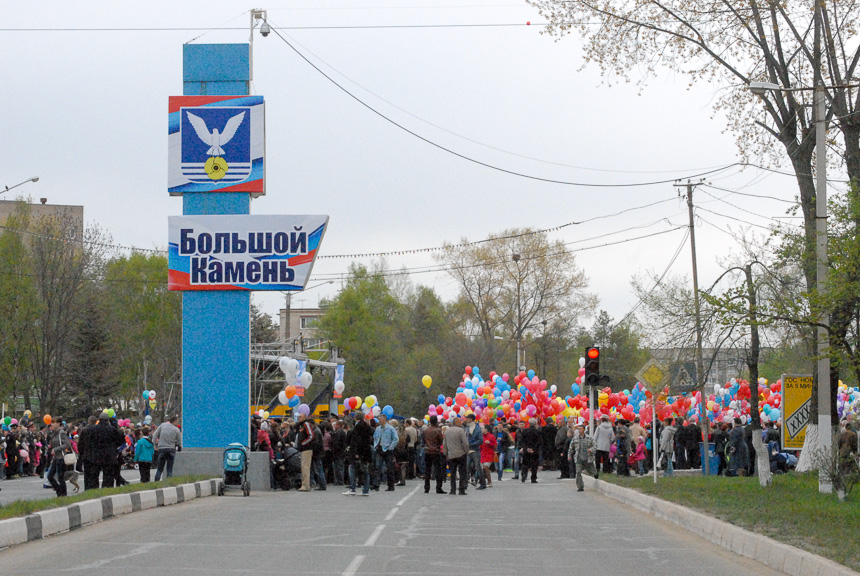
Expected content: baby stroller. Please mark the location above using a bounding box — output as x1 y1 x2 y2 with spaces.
219 443 250 496
271 444 302 490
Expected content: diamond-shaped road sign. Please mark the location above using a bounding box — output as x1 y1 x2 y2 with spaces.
636 358 670 392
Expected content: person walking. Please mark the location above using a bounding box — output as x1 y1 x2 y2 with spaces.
344 417 373 496
519 418 542 483
727 417 749 477
90 412 124 488
76 416 98 490
422 415 446 494
592 415 615 474
134 428 155 483
46 419 71 497
152 415 182 481
464 414 486 490
296 413 314 492
570 422 598 491
496 424 513 482
480 424 496 488
442 417 469 495
372 414 399 491
660 418 677 477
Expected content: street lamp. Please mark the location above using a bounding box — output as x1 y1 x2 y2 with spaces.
2 177 39 196
512 253 522 371
748 78 831 492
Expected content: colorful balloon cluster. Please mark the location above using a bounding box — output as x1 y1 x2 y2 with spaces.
838 381 860 421
341 394 395 419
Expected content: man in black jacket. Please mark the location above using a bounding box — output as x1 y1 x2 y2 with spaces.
519 419 542 483
344 417 373 495
330 420 347 486
76 415 98 490
89 413 124 488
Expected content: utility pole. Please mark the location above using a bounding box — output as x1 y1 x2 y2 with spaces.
813 1 832 493
682 179 709 476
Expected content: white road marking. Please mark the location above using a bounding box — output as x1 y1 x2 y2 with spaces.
342 554 366 576
364 524 386 546
384 507 399 521
396 485 421 506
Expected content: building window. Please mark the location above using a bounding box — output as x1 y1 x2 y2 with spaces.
300 317 317 329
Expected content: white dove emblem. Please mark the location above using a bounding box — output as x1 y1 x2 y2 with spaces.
186 111 246 156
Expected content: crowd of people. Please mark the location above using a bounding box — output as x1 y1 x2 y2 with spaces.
1 412 183 497
5 406 855 499
253 409 857 495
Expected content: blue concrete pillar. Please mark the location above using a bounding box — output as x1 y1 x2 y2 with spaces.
181 44 250 449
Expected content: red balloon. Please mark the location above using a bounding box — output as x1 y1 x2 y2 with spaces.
435 405 444 415
465 366 472 375
455 393 467 406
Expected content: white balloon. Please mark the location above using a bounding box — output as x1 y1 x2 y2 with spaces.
579 357 586 368
471 376 480 386
372 405 381 416
334 380 345 394
464 389 474 399
502 390 510 400
714 384 721 394
148 390 156 400
758 377 767 386
300 371 313 387
278 357 291 374
550 385 557 394
278 391 288 404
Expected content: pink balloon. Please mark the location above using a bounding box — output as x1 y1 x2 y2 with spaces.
502 373 509 382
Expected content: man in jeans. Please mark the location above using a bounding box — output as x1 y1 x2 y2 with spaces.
464 414 486 490
153 415 182 481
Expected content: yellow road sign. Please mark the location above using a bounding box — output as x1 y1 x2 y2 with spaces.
636 358 669 392
781 374 813 450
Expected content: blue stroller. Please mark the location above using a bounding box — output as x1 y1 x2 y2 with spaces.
219 443 250 496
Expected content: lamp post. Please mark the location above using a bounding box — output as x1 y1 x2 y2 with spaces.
748 78 834 493
2 177 39 196
512 253 522 371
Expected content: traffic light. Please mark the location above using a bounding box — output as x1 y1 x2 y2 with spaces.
584 347 600 387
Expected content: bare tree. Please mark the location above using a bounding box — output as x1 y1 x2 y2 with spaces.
437 229 596 373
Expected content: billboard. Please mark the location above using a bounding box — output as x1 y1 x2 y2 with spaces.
168 215 328 291
168 95 265 195
782 374 813 450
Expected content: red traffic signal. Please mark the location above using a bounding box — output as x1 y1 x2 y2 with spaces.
584 347 600 386
586 347 600 359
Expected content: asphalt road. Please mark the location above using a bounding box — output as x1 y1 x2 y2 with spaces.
0 475 782 575
0 470 142 506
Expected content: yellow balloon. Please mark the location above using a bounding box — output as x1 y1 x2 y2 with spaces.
365 396 376 407
422 375 432 388
263 411 270 420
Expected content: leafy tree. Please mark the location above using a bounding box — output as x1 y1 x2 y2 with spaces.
103 252 181 416
251 301 278 343
0 202 38 408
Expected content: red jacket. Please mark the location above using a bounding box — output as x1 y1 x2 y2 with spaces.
480 432 497 462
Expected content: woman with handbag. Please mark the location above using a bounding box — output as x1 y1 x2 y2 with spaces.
47 419 72 497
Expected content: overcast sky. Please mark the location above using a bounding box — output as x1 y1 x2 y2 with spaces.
1 1 810 336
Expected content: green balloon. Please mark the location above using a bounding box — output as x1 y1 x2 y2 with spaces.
3 416 10 425
107 408 116 417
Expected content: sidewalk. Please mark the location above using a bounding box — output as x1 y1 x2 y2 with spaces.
1 470 141 506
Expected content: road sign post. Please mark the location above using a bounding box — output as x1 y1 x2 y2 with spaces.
636 358 669 484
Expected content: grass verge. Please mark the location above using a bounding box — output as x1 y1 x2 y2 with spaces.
601 471 859 572
0 475 215 521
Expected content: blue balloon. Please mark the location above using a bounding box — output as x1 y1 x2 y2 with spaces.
287 396 300 408
527 370 535 379
571 383 581 395
382 405 394 418
473 366 480 375
769 409 780 421
494 388 502 397
142 390 150 399
437 394 445 404
514 401 522 411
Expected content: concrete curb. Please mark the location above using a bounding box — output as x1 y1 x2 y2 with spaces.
0 479 221 550
583 476 859 576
